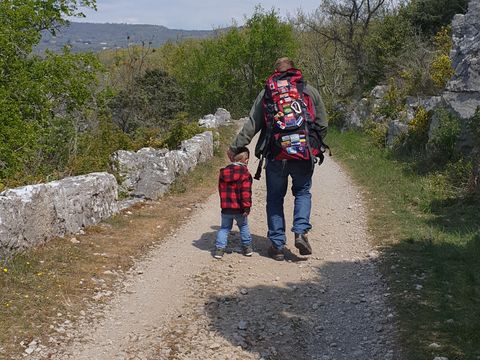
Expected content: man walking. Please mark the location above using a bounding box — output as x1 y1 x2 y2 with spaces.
228 57 328 261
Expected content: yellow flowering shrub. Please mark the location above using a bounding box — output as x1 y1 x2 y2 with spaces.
430 26 455 89
407 107 431 149
430 54 455 89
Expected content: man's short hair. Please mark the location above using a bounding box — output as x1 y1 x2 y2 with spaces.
234 147 250 162
275 57 295 72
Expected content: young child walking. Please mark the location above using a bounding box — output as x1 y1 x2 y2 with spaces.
214 147 253 259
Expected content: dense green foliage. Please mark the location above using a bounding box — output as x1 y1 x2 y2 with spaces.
110 69 187 133
402 0 469 36
0 0 101 187
160 7 297 116
0 4 297 189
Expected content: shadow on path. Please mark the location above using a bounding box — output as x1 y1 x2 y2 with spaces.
202 257 398 360
192 228 308 262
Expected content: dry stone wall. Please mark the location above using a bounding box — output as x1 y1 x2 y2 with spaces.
198 108 231 128
1 108 228 252
0 173 118 251
112 131 213 200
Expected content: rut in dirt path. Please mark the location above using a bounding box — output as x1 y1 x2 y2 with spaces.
39 139 400 360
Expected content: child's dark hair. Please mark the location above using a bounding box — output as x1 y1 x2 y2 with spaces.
234 147 250 162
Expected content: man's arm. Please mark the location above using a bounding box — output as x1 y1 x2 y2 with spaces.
229 90 265 154
306 84 328 139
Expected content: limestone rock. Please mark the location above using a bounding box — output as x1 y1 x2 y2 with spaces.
214 108 231 124
371 85 389 112
386 121 409 147
50 173 118 235
371 85 389 100
405 96 443 114
198 114 216 128
0 173 118 250
345 98 370 129
443 0 480 119
112 131 213 200
198 108 231 128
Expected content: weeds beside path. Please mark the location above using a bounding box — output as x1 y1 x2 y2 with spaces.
328 129 480 360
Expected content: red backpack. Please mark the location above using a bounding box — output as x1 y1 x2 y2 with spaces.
253 68 331 180
263 68 320 161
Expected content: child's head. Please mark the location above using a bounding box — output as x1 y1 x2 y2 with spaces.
234 147 250 164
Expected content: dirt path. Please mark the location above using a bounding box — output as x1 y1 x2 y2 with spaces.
41 140 399 360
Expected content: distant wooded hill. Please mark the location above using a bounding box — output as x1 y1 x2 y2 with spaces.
38 22 216 53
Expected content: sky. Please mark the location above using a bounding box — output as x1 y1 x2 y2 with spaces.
74 0 321 30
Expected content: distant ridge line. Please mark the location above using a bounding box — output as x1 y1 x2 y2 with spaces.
38 21 218 53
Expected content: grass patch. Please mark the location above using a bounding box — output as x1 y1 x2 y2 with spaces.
0 124 237 358
328 129 480 360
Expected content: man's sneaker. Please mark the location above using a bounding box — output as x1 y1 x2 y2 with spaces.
295 233 312 255
214 248 225 259
242 244 253 257
268 246 285 261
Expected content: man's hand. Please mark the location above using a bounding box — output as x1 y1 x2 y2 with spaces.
227 148 235 161
243 208 251 217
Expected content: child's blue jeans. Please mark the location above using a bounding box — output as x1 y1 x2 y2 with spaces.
216 213 252 249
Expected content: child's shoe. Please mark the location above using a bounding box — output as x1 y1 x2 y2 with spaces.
214 247 225 259
242 244 253 257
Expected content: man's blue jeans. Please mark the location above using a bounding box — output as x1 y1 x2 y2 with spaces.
215 213 252 249
266 159 313 250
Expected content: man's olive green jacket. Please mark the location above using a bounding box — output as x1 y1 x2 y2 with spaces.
230 84 328 158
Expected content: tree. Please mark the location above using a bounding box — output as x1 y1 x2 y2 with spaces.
0 0 100 184
162 7 297 116
0 0 96 57
363 11 415 88
110 69 187 133
296 0 391 94
242 7 297 100
295 27 350 110
402 0 468 36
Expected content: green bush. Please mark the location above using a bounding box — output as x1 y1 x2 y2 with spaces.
363 119 388 148
444 158 474 192
404 107 431 152
160 113 204 150
377 79 404 119
430 27 455 90
327 104 348 130
0 1 101 187
110 69 187 133
401 0 468 37
428 108 461 164
68 118 134 176
364 14 415 88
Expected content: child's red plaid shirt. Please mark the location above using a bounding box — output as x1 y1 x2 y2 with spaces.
218 163 252 214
